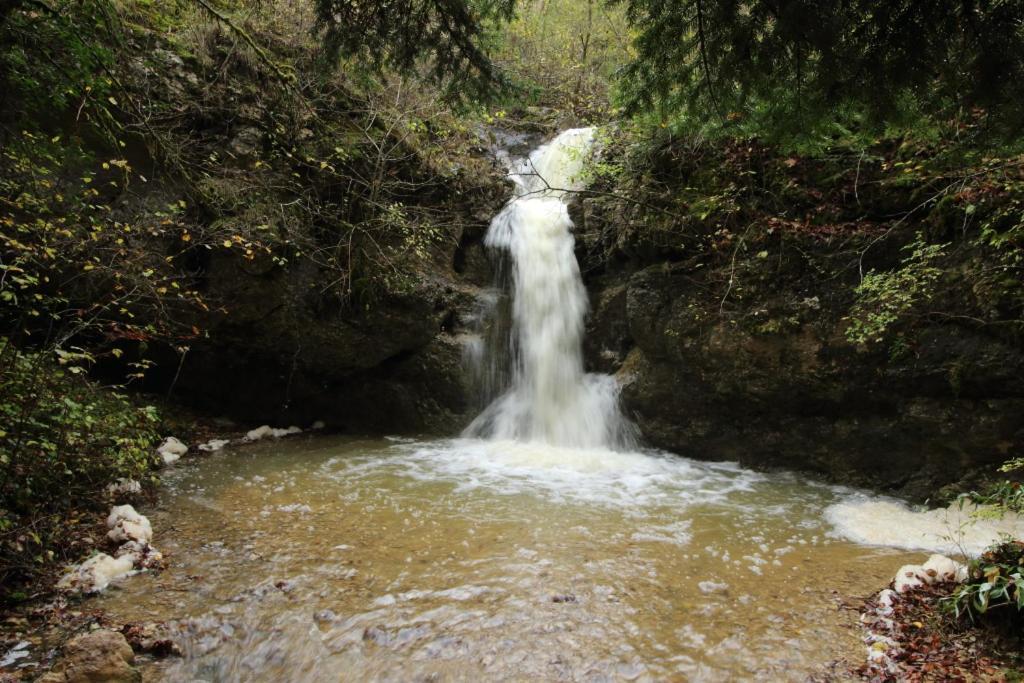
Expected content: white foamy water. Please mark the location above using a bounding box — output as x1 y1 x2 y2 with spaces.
325 438 762 509
464 128 635 449
826 498 1024 556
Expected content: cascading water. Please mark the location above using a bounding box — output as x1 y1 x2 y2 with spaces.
464 128 635 449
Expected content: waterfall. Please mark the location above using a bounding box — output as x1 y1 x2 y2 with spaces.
464 128 636 450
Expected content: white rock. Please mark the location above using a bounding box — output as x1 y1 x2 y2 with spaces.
0 641 30 668
893 554 967 593
57 553 135 593
921 553 967 583
106 504 145 529
245 425 302 441
893 564 928 593
244 425 274 441
876 588 897 615
106 504 153 545
698 580 729 594
115 540 145 557
198 438 230 452
157 436 188 464
115 541 163 569
105 478 141 496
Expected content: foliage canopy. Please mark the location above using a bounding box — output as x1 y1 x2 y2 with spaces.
613 0 1024 136
313 0 516 100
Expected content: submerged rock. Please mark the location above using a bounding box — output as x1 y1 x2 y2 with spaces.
38 630 140 683
198 438 231 452
157 436 188 465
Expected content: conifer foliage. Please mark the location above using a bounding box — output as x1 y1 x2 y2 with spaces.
612 0 1024 133
314 0 516 99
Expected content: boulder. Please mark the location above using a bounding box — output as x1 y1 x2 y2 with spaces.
578 257 1024 500
38 630 140 683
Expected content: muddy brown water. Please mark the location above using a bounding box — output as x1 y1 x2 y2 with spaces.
95 435 927 682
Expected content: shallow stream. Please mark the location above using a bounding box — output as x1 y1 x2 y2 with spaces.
95 435 942 682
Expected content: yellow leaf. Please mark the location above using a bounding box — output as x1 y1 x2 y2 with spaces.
222 240 232 248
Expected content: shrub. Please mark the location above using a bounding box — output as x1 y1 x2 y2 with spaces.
0 339 160 595
968 458 1024 519
945 541 1024 623
845 233 947 346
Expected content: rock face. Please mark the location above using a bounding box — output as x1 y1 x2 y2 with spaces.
38 630 140 683
577 257 1023 499
163 277 484 434
572 171 1024 500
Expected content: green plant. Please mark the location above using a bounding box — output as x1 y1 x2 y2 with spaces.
945 541 1024 622
0 339 161 595
845 234 948 345
970 459 1024 516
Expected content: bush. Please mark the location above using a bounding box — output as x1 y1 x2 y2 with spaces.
974 460 1024 515
945 541 1024 623
0 339 160 594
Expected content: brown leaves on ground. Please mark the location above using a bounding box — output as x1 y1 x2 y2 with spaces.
853 582 1022 682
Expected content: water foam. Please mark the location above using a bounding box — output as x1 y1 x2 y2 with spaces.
826 498 1024 556
323 438 763 511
